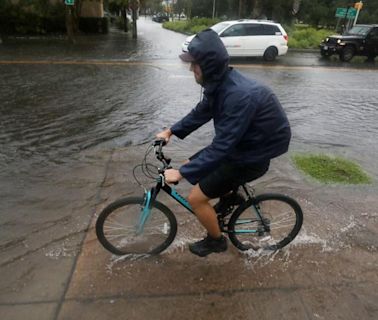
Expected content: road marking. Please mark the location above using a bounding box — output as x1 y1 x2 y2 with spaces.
0 59 377 73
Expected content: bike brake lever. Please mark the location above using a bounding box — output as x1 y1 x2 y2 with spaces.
153 139 167 147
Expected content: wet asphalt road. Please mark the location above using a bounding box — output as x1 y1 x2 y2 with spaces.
0 18 378 319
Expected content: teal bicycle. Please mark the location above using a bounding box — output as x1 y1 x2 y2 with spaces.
96 139 303 255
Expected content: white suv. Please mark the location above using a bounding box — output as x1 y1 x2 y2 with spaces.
182 20 288 61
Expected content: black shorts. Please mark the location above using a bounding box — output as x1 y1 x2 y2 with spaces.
198 161 270 199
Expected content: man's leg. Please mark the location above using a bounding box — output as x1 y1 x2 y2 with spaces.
187 184 227 257
187 184 221 238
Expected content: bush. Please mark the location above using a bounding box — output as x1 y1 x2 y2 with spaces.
79 18 109 34
288 26 335 49
163 21 187 33
190 24 209 34
163 17 220 35
0 1 65 35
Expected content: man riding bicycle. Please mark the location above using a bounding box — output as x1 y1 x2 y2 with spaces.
156 29 291 257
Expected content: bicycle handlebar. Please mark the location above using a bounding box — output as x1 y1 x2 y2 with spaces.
153 139 171 170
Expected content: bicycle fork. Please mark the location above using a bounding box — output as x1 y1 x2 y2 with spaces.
136 186 160 235
135 190 151 235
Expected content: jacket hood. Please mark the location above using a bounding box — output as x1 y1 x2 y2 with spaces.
187 29 229 85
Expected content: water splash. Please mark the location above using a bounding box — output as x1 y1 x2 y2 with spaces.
105 253 150 274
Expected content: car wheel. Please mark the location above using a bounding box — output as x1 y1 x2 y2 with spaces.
339 46 355 62
320 49 331 58
263 46 278 61
367 54 376 61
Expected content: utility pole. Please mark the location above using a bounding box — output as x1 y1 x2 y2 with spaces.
66 5 75 43
353 1 363 26
65 1 75 43
212 0 216 19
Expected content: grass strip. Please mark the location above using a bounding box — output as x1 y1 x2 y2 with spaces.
292 153 371 184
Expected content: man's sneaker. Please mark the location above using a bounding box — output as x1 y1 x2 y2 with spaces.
189 234 228 257
213 192 245 215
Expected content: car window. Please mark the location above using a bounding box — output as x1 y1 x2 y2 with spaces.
262 25 282 35
346 26 372 36
244 24 264 36
368 28 378 39
211 22 231 34
221 25 246 37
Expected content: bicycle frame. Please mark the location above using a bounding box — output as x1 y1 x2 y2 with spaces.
136 140 270 236
136 175 194 234
137 175 269 236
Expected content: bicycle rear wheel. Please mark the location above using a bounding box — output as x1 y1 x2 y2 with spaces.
96 197 177 255
228 194 303 251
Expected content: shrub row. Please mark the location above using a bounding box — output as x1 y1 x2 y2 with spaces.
163 17 220 35
286 26 333 49
0 2 66 35
0 2 109 35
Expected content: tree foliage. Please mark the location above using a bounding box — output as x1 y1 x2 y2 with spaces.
143 0 378 27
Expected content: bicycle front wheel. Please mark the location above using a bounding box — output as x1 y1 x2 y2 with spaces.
96 197 177 255
228 194 303 251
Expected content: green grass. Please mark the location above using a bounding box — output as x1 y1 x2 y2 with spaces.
163 18 220 35
292 154 371 184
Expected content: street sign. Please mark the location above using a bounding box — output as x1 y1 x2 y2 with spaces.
335 8 347 18
347 8 357 18
354 2 363 10
65 0 75 5
335 7 357 19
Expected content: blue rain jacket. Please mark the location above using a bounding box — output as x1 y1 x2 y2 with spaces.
171 29 291 185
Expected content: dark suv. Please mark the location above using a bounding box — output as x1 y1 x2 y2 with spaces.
152 13 169 23
320 24 378 61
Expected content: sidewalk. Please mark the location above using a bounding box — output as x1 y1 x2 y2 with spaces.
1 144 377 320
56 147 378 320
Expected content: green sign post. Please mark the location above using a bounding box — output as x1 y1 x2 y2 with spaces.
347 8 357 18
335 7 347 17
65 0 75 5
335 7 357 19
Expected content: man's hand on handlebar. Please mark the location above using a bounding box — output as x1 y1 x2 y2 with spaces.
156 128 172 144
164 169 183 184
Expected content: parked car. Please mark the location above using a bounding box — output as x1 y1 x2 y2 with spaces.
320 24 378 61
182 20 288 61
152 13 170 23
104 10 116 23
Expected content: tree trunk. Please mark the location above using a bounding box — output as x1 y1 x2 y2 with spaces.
132 8 137 39
251 0 263 19
186 0 192 19
121 8 128 32
65 6 75 43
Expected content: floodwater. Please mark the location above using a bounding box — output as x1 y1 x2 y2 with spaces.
1 18 377 235
1 19 377 172
0 18 378 248
1 18 378 249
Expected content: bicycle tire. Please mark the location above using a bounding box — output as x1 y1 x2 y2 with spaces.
96 197 177 255
228 194 303 251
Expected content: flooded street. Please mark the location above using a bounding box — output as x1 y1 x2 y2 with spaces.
0 18 378 319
